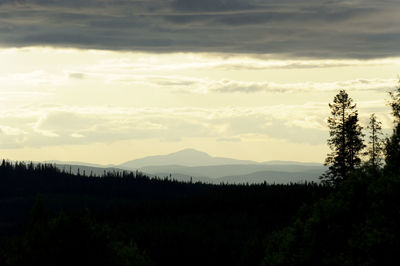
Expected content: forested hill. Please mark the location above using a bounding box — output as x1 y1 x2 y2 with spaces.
0 160 328 266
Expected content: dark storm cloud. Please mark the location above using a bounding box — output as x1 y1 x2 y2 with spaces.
0 0 399 58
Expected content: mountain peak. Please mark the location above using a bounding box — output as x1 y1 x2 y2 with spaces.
173 148 202 153
169 148 211 157
118 148 257 169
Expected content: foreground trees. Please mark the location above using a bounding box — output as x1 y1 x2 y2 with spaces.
366 113 384 168
324 86 400 179
323 90 365 184
262 168 400 266
3 198 154 266
385 83 400 173
262 83 400 266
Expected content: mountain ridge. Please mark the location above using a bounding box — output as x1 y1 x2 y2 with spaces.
118 148 321 169
38 149 325 184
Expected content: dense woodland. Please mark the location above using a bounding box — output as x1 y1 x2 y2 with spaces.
0 85 399 266
0 162 329 266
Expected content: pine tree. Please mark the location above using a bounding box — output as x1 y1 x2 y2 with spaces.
385 82 400 173
323 90 365 184
366 113 384 168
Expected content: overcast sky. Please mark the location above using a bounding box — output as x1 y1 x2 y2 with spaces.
1 0 399 164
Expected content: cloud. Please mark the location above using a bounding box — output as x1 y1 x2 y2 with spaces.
0 103 334 149
145 77 396 94
1 97 396 150
216 137 241 142
68 72 85 79
74 56 396 94
0 70 65 86
265 120 328 146
0 0 399 58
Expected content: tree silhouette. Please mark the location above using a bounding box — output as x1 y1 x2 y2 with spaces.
366 113 384 168
323 90 365 184
385 82 400 173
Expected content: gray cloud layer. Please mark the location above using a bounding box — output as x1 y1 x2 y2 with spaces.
0 0 399 58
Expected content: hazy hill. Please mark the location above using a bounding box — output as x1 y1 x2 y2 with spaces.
117 149 325 183
45 149 326 184
46 160 112 168
118 148 259 169
139 163 325 178
143 166 324 184
218 169 322 184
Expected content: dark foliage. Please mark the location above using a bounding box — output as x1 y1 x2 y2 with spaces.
261 86 400 266
0 161 328 266
262 167 400 266
3 198 153 266
366 113 384 168
323 90 365 185
385 84 400 174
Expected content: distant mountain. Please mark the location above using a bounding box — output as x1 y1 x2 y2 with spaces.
44 149 325 184
139 164 326 184
217 169 323 184
46 160 113 168
146 169 323 184
139 164 325 178
262 160 322 166
118 148 259 169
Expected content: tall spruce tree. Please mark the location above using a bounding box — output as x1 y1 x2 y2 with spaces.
385 83 400 173
323 90 365 184
366 113 384 168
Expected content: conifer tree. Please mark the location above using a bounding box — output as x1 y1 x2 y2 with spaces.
323 90 365 184
385 83 400 173
366 113 384 168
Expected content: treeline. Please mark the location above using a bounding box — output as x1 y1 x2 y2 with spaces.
0 160 213 199
0 160 329 266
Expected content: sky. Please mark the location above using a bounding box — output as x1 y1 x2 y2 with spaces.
0 0 399 164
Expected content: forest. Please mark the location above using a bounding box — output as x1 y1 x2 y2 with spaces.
0 85 399 266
